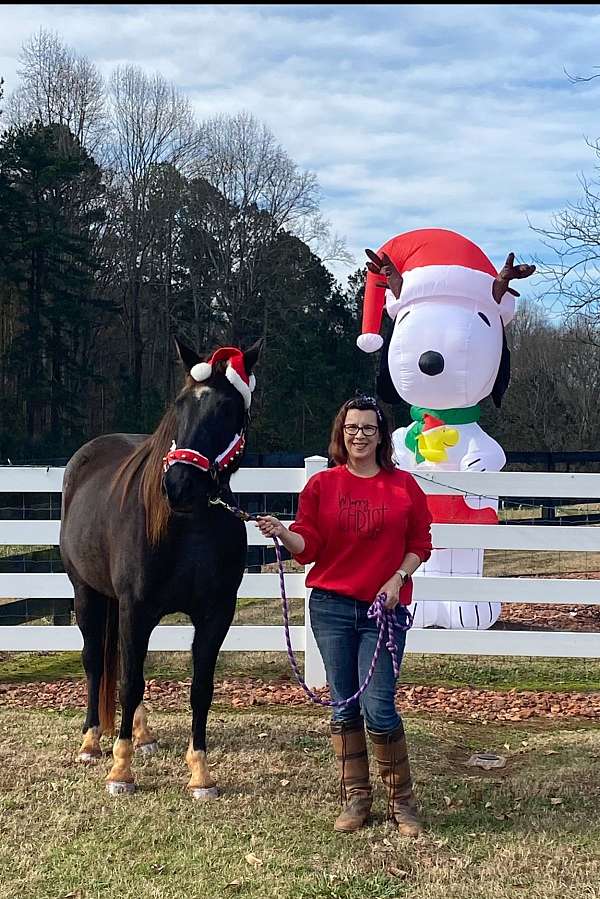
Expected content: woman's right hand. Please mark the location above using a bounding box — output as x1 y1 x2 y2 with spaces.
255 515 287 539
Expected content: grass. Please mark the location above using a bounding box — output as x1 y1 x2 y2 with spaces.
2 650 600 694
0 707 599 899
4 535 600 582
0 544 57 558
483 549 600 578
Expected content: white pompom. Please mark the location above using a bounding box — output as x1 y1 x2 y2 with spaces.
190 362 212 382
356 333 384 353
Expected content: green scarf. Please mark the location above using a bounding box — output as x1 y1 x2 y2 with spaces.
405 404 481 463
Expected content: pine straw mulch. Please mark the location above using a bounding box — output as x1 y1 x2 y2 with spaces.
497 602 600 632
3 577 600 725
1 675 599 722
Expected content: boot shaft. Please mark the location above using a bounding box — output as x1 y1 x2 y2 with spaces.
368 723 412 797
330 716 372 832
330 716 371 801
368 723 422 832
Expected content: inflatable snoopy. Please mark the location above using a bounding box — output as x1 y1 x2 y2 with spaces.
357 228 535 629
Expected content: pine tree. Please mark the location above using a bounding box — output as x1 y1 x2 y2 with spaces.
0 121 105 458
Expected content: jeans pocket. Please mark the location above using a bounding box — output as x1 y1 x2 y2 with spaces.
394 604 414 632
309 588 330 603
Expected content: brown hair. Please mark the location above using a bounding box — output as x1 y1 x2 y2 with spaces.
328 395 395 472
112 402 178 546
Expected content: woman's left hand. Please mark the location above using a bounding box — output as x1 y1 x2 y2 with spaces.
377 573 403 610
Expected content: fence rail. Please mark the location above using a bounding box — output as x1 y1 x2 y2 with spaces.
1 458 599 686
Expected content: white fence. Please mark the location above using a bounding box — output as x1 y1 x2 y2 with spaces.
1 458 600 687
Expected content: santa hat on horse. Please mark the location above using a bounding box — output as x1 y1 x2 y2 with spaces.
190 347 256 409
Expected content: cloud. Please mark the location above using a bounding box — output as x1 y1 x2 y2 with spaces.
2 3 600 297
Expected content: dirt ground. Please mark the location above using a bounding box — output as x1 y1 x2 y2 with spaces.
497 601 600 632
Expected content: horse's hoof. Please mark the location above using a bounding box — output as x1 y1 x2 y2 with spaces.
136 741 159 756
106 781 136 796
190 786 219 801
78 751 102 764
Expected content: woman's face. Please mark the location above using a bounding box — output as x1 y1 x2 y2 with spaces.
343 408 380 467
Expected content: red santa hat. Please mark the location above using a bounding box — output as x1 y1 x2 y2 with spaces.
422 413 446 434
190 347 256 409
357 228 516 353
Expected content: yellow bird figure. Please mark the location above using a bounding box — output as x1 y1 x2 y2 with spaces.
416 414 459 463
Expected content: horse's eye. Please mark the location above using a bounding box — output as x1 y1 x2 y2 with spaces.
478 312 491 327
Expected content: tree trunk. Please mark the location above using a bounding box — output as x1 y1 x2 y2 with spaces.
131 278 143 416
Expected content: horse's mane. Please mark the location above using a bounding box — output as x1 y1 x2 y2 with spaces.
112 359 236 545
112 403 179 546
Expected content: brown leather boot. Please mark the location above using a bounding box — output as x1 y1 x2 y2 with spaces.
330 717 373 833
368 723 423 837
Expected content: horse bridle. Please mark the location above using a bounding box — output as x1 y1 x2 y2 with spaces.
163 431 246 477
162 412 249 495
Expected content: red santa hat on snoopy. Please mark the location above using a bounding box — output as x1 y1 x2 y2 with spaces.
357 228 517 353
190 347 256 409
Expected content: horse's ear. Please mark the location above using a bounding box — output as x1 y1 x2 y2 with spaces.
491 326 511 408
174 337 201 373
243 338 264 373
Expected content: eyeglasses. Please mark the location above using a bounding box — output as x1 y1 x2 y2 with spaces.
343 424 379 437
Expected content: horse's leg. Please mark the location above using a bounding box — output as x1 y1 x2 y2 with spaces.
74 584 109 762
186 602 235 800
106 602 156 795
133 702 158 755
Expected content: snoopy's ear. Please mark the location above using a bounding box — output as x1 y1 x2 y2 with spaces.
491 327 511 408
376 324 403 405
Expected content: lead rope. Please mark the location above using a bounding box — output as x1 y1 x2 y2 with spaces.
209 496 413 708
389 734 396 822
340 730 348 806
273 535 410 707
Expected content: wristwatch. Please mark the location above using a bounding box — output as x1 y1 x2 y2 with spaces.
395 568 409 586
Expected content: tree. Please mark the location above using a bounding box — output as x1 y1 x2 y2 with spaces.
7 29 106 153
2 31 364 460
247 240 373 453
481 303 600 452
0 122 105 457
529 66 600 331
192 112 349 347
530 160 600 332
104 65 200 419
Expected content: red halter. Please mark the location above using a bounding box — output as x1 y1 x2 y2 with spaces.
162 432 246 474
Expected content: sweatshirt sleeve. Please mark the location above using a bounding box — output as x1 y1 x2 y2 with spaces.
404 474 433 563
289 474 324 565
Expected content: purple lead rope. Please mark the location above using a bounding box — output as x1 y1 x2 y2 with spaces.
273 535 412 708
208 496 412 709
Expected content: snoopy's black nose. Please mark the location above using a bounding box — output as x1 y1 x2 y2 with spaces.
418 351 444 376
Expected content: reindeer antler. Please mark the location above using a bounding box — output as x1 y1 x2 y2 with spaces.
365 248 403 299
492 252 536 304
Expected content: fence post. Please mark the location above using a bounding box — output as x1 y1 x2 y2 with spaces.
303 455 328 688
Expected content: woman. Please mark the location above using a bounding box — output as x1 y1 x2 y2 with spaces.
256 395 432 835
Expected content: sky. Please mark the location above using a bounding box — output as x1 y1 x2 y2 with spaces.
3 4 600 313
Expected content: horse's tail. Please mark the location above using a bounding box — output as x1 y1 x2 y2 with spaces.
99 599 119 737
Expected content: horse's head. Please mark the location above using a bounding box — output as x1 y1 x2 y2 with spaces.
162 339 263 513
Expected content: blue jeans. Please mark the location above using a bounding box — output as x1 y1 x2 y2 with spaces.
309 589 411 732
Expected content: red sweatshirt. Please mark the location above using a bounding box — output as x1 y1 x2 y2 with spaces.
289 465 432 603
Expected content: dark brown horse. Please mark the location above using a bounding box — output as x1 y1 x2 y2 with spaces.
60 339 262 796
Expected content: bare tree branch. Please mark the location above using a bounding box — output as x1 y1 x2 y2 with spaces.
7 28 107 154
